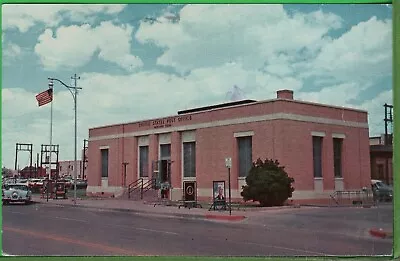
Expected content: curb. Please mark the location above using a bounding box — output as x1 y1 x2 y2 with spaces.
300 204 376 208
205 214 246 221
33 200 246 222
369 228 393 239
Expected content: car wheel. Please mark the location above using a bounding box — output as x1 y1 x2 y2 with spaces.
3 200 9 205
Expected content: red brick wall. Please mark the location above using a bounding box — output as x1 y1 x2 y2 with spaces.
87 97 370 202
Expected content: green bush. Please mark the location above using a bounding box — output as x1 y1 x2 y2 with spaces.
241 158 295 207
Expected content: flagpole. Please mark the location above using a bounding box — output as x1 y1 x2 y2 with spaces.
47 82 54 202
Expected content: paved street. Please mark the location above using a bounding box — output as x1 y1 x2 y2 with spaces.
2 202 393 256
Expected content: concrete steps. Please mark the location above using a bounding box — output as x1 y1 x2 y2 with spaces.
120 188 159 201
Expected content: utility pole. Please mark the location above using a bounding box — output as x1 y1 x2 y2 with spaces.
36 153 39 178
72 73 80 204
48 74 81 204
384 103 393 185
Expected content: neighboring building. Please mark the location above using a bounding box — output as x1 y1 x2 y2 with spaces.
58 160 84 179
19 166 46 178
370 134 393 185
87 90 371 204
2 168 18 178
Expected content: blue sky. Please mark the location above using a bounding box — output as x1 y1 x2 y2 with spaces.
2 4 393 169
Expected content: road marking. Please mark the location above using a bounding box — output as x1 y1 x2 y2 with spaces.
99 222 179 236
8 211 26 215
54 216 90 223
204 235 329 256
7 209 179 236
3 226 146 256
129 226 179 235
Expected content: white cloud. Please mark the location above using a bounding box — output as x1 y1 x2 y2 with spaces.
4 42 22 57
3 42 23 65
34 21 143 71
359 89 393 136
295 83 392 137
136 5 342 73
2 4 126 33
301 16 392 83
296 82 369 108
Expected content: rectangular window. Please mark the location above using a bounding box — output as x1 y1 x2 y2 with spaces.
139 146 149 177
333 138 343 178
312 136 323 178
183 142 196 177
238 136 252 177
101 149 109 178
160 144 171 159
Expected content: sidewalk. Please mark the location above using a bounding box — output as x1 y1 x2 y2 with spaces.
32 195 248 222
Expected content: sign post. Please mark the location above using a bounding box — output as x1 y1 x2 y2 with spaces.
122 162 129 187
225 157 232 216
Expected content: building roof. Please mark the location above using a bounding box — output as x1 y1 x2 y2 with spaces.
89 90 368 131
20 166 45 172
178 99 257 115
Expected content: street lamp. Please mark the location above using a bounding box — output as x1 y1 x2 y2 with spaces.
48 74 82 204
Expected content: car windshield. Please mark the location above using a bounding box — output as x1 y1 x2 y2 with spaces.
375 182 391 190
5 185 28 191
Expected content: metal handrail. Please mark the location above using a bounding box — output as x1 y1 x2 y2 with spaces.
127 178 143 199
330 189 374 206
140 178 156 199
128 178 157 199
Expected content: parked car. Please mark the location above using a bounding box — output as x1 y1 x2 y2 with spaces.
2 183 32 205
59 179 72 189
17 179 28 184
76 179 88 189
28 178 44 193
371 179 393 202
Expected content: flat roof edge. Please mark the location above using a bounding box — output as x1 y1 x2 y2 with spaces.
89 98 368 131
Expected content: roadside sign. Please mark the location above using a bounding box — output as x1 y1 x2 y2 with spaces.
183 181 196 202
225 157 232 168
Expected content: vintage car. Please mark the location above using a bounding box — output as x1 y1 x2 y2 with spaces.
27 178 44 193
371 179 393 202
2 183 32 205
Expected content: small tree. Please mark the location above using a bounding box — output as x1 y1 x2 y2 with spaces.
241 158 295 207
2 167 13 177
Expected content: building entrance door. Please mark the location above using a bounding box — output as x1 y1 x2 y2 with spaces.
159 144 172 199
160 160 171 183
151 159 172 189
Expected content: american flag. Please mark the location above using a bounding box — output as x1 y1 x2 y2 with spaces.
35 88 53 107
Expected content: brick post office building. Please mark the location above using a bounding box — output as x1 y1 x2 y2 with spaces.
86 90 371 204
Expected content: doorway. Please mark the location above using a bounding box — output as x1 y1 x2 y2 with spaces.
160 160 171 183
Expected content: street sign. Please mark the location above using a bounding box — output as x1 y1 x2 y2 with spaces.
225 157 232 168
